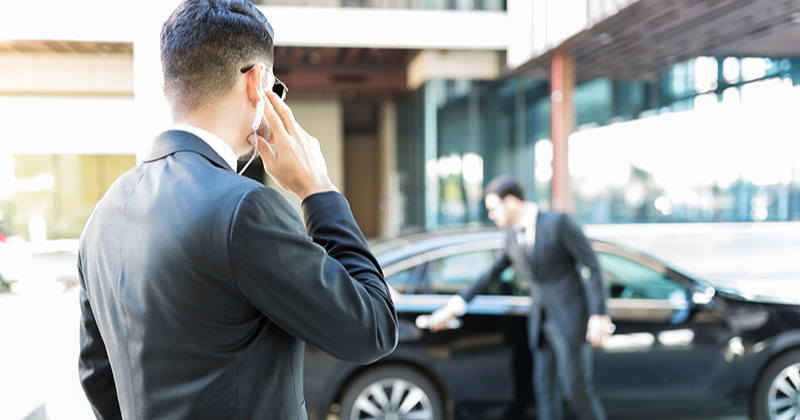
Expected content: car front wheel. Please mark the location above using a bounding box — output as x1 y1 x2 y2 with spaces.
339 366 445 420
753 349 800 420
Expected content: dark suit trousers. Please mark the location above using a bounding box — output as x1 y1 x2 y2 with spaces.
533 320 607 420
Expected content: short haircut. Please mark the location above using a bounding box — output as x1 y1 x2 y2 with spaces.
161 0 274 114
485 174 525 201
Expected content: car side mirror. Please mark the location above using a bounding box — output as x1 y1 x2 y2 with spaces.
691 285 716 305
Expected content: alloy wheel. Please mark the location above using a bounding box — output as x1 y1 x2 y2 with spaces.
348 378 434 420
767 362 800 419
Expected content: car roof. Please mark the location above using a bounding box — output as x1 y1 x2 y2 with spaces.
370 228 800 306
370 227 652 261
371 228 690 279
371 228 503 266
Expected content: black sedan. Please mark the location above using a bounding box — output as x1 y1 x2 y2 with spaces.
304 229 800 420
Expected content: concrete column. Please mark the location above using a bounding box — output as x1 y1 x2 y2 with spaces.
273 99 344 215
550 51 575 213
378 101 401 238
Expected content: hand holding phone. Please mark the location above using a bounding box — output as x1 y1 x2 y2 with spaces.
251 92 338 200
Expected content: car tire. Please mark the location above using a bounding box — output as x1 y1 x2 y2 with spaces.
753 349 800 420
339 365 445 420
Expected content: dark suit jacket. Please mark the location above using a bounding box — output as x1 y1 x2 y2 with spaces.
78 130 398 420
460 211 608 349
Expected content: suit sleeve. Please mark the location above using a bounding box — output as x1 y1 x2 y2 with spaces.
558 214 609 316
458 250 511 303
77 254 123 420
230 189 398 364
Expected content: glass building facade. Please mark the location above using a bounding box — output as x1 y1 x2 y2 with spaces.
397 56 800 232
397 78 553 231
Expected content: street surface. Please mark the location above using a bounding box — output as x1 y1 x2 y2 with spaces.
0 278 753 420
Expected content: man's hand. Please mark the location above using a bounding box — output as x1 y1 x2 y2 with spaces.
586 314 614 347
428 295 466 333
428 307 457 333
251 91 338 201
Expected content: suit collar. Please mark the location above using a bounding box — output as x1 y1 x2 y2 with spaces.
145 130 235 172
168 124 238 171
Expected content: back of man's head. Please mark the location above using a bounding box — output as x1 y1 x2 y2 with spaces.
485 174 525 201
161 0 274 116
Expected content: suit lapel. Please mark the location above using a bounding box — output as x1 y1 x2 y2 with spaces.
507 225 526 265
145 130 235 172
529 212 548 279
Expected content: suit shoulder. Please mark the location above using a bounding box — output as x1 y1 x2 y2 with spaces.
94 163 147 206
539 212 582 238
539 210 567 224
194 167 280 203
235 183 292 207
232 184 303 225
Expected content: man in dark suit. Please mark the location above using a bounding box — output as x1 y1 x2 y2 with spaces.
77 1 398 419
429 175 612 420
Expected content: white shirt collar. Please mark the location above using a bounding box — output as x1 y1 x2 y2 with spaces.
169 124 238 171
518 202 539 244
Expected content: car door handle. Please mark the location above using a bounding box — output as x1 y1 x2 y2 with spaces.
415 315 463 330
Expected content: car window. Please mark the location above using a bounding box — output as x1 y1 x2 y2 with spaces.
487 265 530 297
385 267 416 294
420 248 530 296
598 252 685 300
387 247 530 296
424 249 496 295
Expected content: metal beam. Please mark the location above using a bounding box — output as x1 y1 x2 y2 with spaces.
550 52 575 213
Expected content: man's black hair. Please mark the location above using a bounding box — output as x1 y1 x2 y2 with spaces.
485 174 525 201
161 0 274 113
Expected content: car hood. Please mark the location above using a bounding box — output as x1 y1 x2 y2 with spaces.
712 281 800 306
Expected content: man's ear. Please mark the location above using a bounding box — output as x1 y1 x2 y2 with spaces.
246 62 266 105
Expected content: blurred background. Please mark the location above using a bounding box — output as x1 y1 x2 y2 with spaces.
1 0 799 419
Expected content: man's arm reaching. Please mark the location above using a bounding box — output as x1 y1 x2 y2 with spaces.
429 251 511 332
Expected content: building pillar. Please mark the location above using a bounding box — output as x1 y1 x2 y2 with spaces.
550 51 576 213
378 101 401 238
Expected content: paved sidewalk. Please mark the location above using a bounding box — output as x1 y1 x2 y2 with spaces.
1 293 54 420
0 289 94 420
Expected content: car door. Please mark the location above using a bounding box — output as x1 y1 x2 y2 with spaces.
385 241 533 417
591 244 740 416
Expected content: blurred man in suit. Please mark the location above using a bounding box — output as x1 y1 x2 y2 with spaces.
78 1 397 419
430 174 611 420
